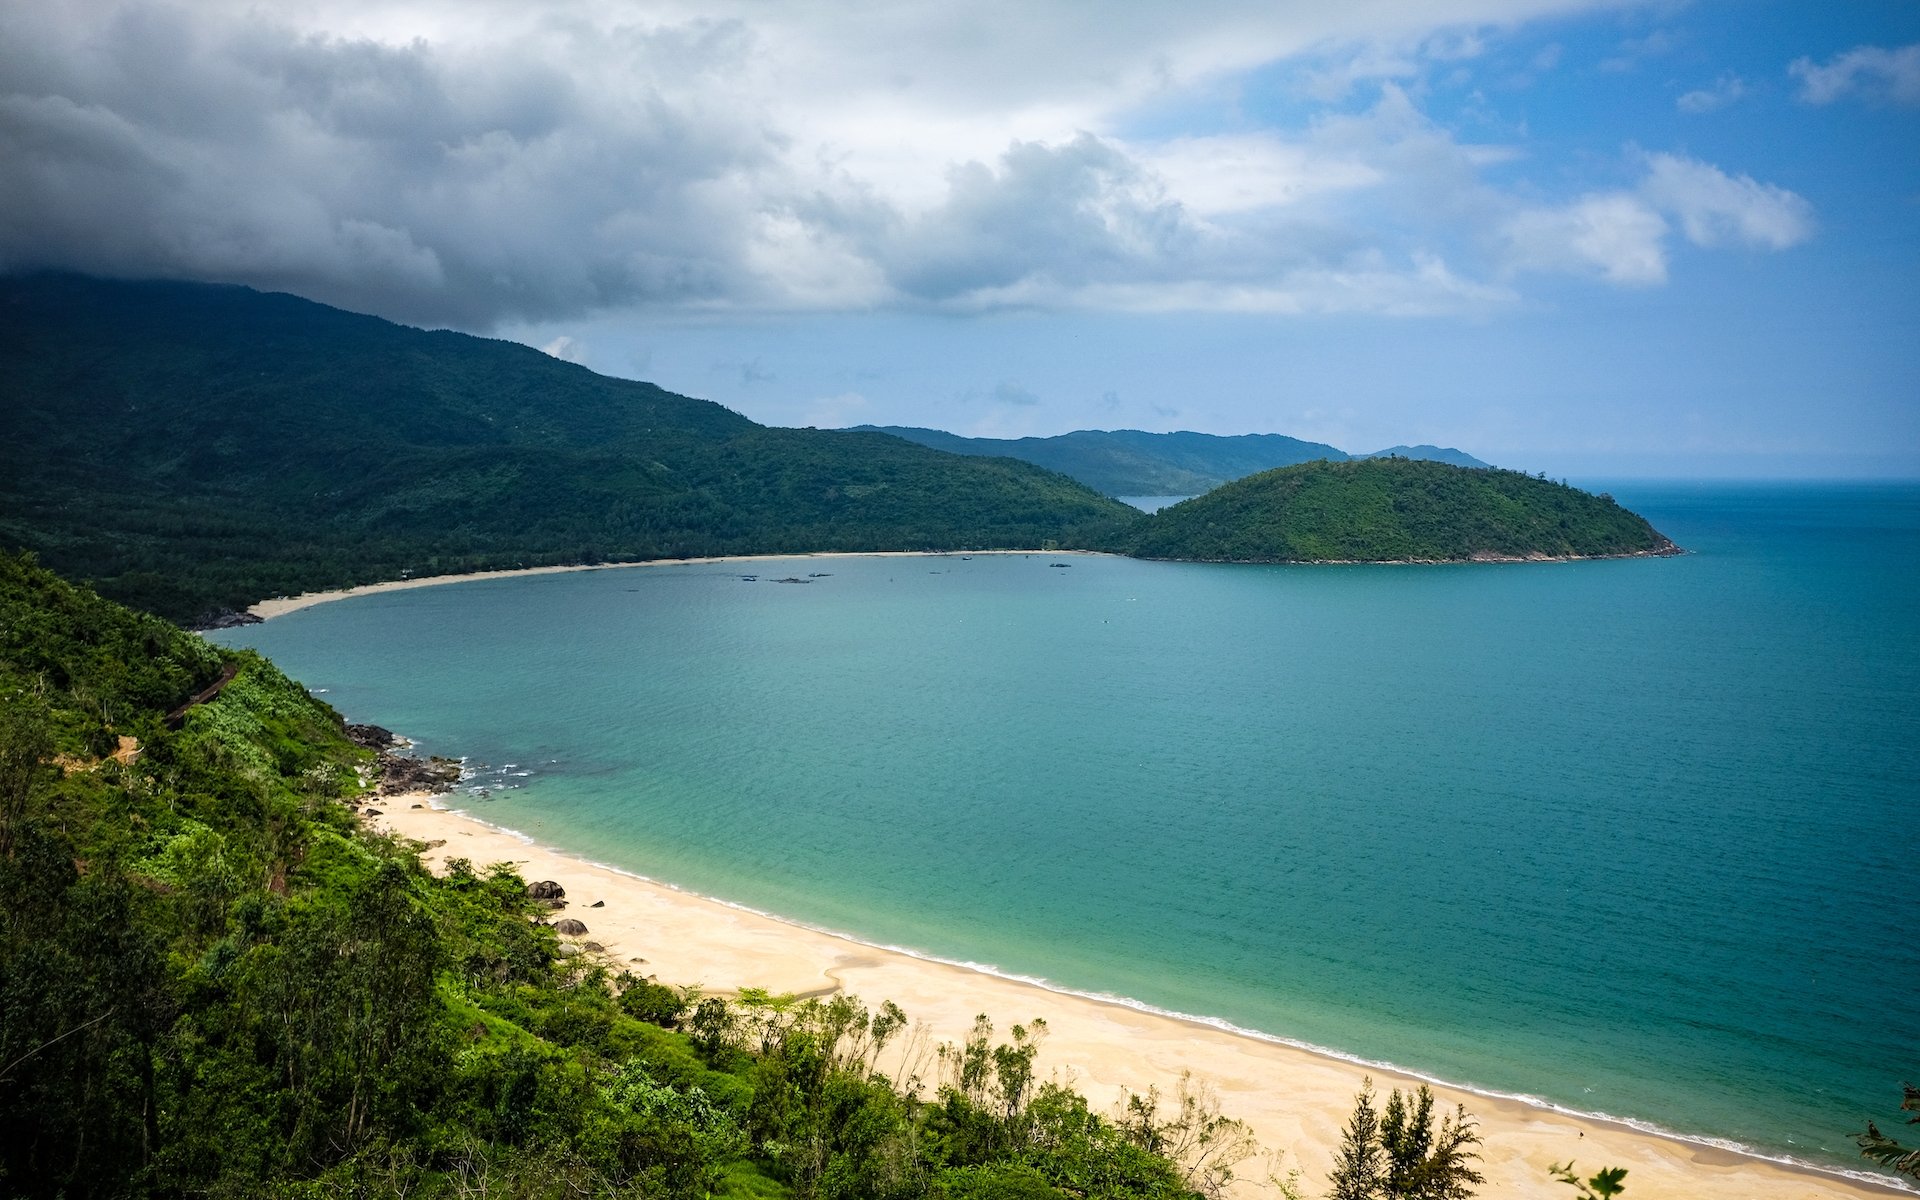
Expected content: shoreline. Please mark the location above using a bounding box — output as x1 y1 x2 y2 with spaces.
246 550 1108 620
245 542 1683 622
368 794 1907 1200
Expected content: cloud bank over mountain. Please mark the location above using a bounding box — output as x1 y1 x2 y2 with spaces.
0 0 1820 328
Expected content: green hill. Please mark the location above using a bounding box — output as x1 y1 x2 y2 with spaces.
0 275 1137 623
1119 457 1678 563
0 551 1228 1198
854 426 1350 496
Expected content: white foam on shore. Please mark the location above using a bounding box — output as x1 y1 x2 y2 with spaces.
406 790 1911 1195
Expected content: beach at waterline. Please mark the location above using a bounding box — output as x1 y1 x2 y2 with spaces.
245 550 1108 620
368 794 1904 1200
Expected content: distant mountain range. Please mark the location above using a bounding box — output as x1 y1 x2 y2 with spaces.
851 426 1491 497
0 274 1136 622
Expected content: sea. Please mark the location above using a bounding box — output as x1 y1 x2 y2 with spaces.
212 482 1920 1186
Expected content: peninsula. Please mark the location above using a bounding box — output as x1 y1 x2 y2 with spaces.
1119 457 1680 564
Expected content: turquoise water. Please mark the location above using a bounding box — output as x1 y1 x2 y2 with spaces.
214 483 1920 1183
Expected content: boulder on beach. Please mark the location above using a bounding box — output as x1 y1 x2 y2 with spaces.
527 880 566 901
554 918 588 936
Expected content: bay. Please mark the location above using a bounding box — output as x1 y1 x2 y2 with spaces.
213 482 1920 1179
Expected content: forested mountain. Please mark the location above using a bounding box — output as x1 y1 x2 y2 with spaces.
856 426 1350 496
0 275 1137 622
0 550 1233 1198
1356 445 1490 469
1118 458 1677 563
855 426 1494 496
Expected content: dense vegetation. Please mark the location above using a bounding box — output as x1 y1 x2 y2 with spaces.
0 275 1138 624
0 550 1252 1199
855 428 1489 497
1116 458 1677 564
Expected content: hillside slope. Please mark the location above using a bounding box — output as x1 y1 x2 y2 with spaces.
0 275 1137 621
0 552 1218 1199
1119 458 1678 563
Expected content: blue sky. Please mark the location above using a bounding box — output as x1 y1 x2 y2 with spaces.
4 0 1915 474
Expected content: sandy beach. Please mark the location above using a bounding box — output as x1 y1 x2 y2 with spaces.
368 797 1906 1200
246 551 1105 620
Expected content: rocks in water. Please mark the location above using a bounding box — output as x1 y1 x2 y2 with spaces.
527 880 566 901
589 900 605 908
554 918 588 936
772 576 810 584
377 753 461 796
344 722 398 752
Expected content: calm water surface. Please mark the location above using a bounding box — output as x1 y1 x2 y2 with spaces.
215 483 1920 1181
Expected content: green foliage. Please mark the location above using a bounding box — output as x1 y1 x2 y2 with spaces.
1853 1084 1920 1180
0 550 1223 1199
1549 1161 1629 1197
0 274 1140 623
1327 1080 1483 1200
1117 457 1677 564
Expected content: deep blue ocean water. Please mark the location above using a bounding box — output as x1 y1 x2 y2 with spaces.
214 483 1920 1181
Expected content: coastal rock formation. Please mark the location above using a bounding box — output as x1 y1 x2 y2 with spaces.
554 918 588 936
528 880 566 901
376 753 461 796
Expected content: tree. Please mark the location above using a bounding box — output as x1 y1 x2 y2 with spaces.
1854 1084 1920 1181
1329 1079 1385 1200
0 695 51 860
1332 1081 1483 1199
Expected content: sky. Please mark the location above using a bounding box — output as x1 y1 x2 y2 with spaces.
2 1 1916 476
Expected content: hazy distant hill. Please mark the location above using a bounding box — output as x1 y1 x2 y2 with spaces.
854 426 1494 495
0 274 1137 621
855 426 1350 495
1358 445 1491 469
1119 457 1676 563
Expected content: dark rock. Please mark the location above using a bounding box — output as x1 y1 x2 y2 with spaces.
361 808 382 817
411 803 423 809
345 722 398 751
528 880 566 901
554 918 588 936
589 900 605 908
191 609 263 631
583 941 605 953
377 752 461 796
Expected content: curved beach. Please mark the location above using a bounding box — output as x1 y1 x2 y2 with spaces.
246 551 1106 620
369 796 1907 1200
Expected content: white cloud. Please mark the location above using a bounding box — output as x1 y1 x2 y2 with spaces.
541 334 587 362
1676 72 1747 114
1501 151 1812 285
1504 192 1670 284
0 0 1806 327
1789 43 1920 107
1638 152 1815 250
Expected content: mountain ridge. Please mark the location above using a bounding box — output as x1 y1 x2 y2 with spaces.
853 425 1491 496
0 273 1138 622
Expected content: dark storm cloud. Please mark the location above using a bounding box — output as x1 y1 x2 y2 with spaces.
0 3 779 326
